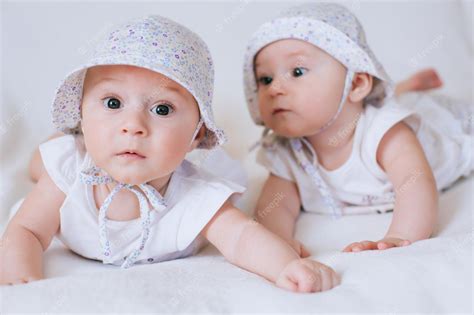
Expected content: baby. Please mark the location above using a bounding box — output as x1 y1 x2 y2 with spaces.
0 15 340 293
244 3 473 255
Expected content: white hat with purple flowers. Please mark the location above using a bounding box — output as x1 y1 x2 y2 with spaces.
52 15 225 149
243 2 395 126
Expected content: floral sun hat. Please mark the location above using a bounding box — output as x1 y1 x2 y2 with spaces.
243 2 394 127
52 15 225 149
243 3 395 218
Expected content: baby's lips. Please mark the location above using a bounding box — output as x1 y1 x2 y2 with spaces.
272 108 290 115
116 149 146 158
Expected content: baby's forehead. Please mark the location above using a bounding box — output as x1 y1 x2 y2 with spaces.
84 65 190 96
254 39 328 66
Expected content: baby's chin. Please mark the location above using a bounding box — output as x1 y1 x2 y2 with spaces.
270 123 316 139
109 173 154 186
104 168 167 186
96 157 178 186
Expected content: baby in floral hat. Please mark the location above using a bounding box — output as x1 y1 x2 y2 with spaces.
244 3 472 255
1 15 339 293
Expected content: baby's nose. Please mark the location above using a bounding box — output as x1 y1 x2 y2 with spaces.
269 77 287 96
121 126 146 136
121 111 148 136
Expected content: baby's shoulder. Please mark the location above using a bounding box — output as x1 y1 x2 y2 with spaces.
360 98 417 142
167 159 246 251
38 134 87 194
255 134 298 182
358 99 419 173
173 159 245 194
365 96 417 123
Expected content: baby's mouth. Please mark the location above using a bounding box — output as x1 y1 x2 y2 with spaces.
116 150 146 159
272 108 290 115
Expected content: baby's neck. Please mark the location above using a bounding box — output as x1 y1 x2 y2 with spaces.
305 101 363 169
105 173 172 197
148 174 173 196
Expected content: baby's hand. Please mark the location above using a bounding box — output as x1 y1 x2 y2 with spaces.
275 259 340 293
0 256 42 286
342 237 411 253
1 272 41 286
287 238 311 258
0 235 43 286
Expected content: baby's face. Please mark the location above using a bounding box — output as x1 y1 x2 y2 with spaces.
254 39 347 137
81 65 201 185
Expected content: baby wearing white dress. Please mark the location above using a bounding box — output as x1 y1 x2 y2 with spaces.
244 3 473 255
0 15 340 293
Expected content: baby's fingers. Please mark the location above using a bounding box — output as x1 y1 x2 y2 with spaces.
377 239 411 250
377 241 396 250
343 241 378 252
275 274 298 292
300 244 311 258
9 276 40 286
318 265 339 291
302 260 339 292
342 242 358 252
294 265 321 293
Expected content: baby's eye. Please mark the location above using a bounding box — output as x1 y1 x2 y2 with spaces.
103 97 121 109
292 67 308 77
151 103 174 116
257 76 273 86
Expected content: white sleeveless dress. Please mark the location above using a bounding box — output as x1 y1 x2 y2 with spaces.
10 135 246 266
257 92 473 215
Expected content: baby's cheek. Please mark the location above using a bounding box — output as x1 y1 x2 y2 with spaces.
83 134 108 165
257 108 273 128
149 133 190 172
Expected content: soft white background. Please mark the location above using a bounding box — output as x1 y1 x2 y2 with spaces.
0 1 473 312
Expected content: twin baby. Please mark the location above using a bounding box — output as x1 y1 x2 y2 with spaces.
1 3 472 292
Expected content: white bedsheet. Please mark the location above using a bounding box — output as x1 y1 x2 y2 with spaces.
1 176 472 313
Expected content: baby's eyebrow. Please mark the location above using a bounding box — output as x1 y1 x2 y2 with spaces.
145 83 194 105
94 77 122 84
287 50 305 56
286 51 309 63
254 50 309 70
162 83 182 94
151 82 187 98
89 77 122 89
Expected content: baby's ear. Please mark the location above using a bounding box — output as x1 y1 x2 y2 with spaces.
188 125 206 151
348 73 373 103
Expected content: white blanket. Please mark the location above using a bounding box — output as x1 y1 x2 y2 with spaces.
1 176 472 313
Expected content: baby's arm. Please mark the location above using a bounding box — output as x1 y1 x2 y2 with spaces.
344 122 438 252
0 172 65 285
202 200 338 293
254 174 309 257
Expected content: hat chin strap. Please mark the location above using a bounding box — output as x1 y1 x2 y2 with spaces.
80 167 167 268
313 70 355 134
290 70 355 218
189 118 204 147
